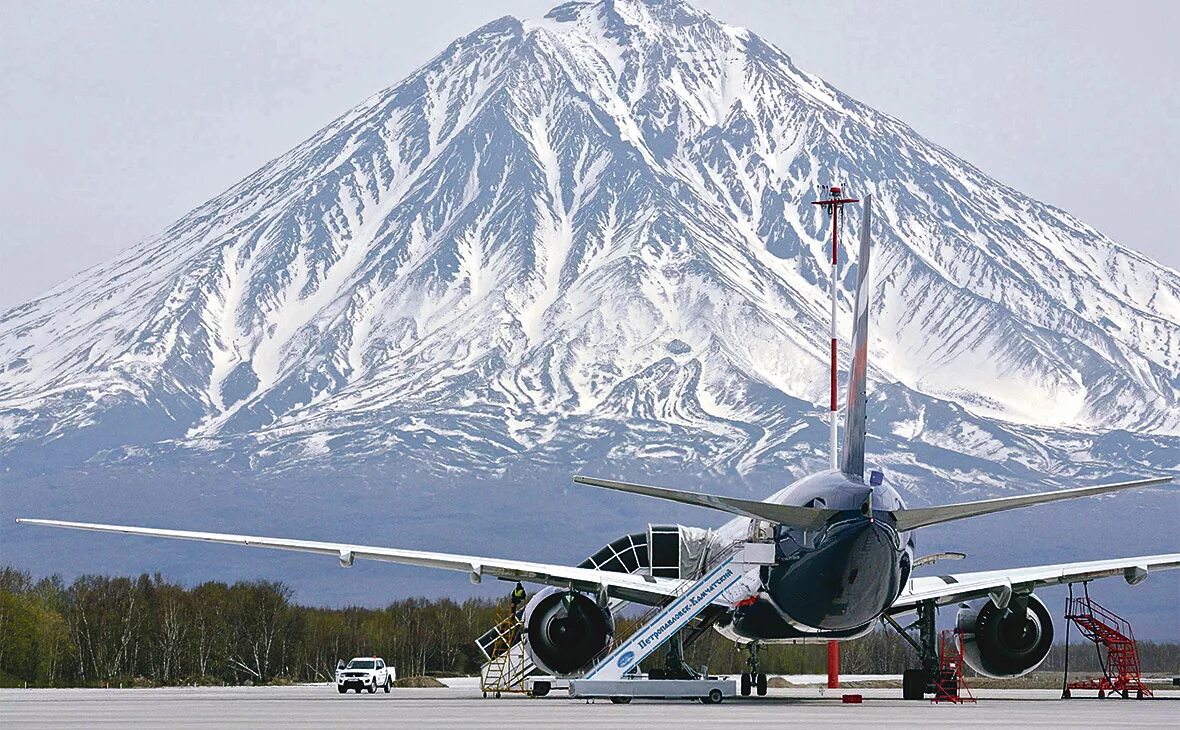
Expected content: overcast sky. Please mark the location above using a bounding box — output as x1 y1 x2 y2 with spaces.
1 0 1176 311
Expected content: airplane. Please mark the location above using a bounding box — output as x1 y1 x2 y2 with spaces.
17 195 1178 699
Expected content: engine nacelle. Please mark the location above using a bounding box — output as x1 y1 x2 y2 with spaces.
956 593 1053 678
521 587 614 677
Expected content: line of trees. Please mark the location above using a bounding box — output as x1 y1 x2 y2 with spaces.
1 566 1175 687
0 567 501 687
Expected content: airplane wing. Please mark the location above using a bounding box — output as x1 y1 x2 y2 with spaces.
889 553 1180 613
14 518 683 607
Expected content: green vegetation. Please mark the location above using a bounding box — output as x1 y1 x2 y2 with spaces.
0 567 500 687
1 566 1175 687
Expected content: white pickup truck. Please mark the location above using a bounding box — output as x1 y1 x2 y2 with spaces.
336 657 395 694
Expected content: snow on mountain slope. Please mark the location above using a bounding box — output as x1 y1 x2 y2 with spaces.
1 0 1178 500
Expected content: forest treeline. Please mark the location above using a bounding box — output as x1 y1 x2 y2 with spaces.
1 566 1175 687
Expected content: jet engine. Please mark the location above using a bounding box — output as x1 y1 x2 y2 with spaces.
521 587 614 677
956 593 1053 678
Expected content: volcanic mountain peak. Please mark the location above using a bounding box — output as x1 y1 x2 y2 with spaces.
1 0 1177 487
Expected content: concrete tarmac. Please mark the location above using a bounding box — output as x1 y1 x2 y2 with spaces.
2 684 1177 729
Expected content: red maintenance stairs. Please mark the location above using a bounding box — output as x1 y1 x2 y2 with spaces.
931 629 975 704
1063 594 1152 699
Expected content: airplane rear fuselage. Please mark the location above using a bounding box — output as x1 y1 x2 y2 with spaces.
719 470 914 640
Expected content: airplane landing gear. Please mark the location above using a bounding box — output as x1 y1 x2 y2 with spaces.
884 600 938 700
902 668 927 701
662 633 699 680
740 641 767 696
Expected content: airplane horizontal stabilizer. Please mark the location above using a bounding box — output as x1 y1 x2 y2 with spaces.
573 476 836 531
892 477 1172 532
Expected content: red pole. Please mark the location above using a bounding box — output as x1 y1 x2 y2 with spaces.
832 203 839 264
828 198 840 692
829 203 838 414
810 187 856 693
829 340 837 411
827 641 840 689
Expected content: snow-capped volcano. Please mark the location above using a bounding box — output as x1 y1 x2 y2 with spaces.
2 0 1178 495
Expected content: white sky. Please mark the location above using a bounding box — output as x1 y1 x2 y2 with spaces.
1 0 1176 311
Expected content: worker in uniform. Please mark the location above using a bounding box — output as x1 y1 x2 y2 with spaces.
509 582 527 644
510 582 527 617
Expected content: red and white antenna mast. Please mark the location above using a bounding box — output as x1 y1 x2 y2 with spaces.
812 185 859 470
811 184 858 691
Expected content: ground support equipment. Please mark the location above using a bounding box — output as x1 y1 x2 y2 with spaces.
885 600 940 700
930 629 975 704
476 611 533 698
1062 585 1152 699
569 541 774 703
568 677 734 704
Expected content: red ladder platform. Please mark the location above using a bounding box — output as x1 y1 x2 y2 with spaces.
1064 595 1152 699
931 629 976 704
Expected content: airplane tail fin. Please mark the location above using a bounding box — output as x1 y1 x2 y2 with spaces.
892 477 1172 531
840 195 873 480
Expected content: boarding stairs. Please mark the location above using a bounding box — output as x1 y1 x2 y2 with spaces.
931 629 975 704
476 597 630 696
1063 595 1152 699
476 540 773 697
476 612 534 697
580 541 774 682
